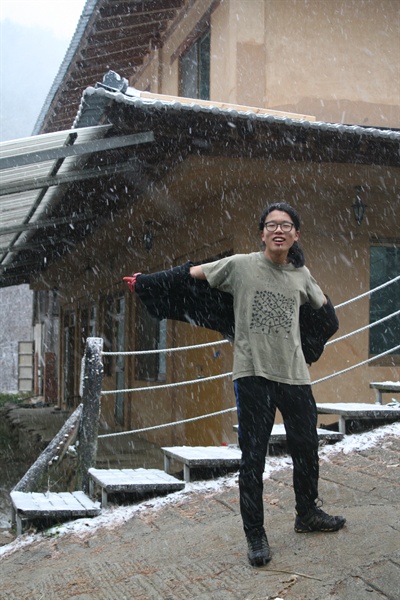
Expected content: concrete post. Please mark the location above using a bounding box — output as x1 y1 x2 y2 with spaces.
77 337 104 494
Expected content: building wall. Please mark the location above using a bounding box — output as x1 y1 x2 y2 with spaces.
0 285 33 393
38 153 399 444
262 0 399 127
134 0 399 127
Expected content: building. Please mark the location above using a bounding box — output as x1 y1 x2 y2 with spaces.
0 0 399 446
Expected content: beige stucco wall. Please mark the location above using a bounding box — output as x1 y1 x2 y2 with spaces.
262 0 400 127
133 0 399 127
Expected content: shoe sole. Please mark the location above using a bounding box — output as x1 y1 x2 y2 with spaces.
294 520 346 533
294 526 342 533
249 555 272 567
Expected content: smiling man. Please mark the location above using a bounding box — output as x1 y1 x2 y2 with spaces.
190 202 346 568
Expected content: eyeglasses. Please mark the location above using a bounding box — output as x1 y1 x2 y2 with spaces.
264 221 295 232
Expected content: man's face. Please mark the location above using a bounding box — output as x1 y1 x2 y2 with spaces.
261 209 300 260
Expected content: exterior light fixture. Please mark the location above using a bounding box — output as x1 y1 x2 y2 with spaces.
352 186 367 225
143 220 161 251
143 230 153 251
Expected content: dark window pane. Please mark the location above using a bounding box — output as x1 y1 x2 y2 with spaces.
369 245 400 355
199 31 210 100
181 43 198 98
135 301 166 381
180 29 210 100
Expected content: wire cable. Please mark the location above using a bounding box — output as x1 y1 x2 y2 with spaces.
98 343 400 438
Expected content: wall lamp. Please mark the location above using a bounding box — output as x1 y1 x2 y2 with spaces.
143 230 153 251
352 186 367 225
143 220 155 251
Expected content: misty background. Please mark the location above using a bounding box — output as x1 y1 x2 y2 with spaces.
0 20 73 391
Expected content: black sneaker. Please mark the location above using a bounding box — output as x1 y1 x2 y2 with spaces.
246 528 272 567
294 506 346 533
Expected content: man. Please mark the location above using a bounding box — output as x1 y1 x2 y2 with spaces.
124 202 345 568
189 202 346 567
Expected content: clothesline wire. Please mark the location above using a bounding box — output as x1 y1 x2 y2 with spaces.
98 342 400 438
325 308 400 346
97 273 400 439
334 273 400 309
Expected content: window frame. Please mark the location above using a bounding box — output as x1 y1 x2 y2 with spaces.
135 298 167 382
369 241 400 364
179 28 210 100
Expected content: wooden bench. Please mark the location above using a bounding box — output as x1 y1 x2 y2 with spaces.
233 423 343 453
88 468 185 508
369 381 400 405
317 402 400 434
10 491 101 536
162 446 242 483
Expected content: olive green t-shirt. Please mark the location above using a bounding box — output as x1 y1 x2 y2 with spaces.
202 252 325 385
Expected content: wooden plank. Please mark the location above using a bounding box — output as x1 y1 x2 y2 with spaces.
10 491 100 519
369 381 400 405
369 381 400 391
71 491 101 514
316 402 400 418
46 492 72 511
136 90 316 122
88 468 185 493
10 491 41 512
232 424 343 443
161 446 242 468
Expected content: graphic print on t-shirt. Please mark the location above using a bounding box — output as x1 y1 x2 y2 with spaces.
250 290 295 335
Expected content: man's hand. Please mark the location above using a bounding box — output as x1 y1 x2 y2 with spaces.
123 273 142 293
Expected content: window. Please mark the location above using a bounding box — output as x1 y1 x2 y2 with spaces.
115 295 125 424
102 295 115 377
80 306 96 351
369 244 400 356
135 299 167 382
63 311 76 405
180 29 210 100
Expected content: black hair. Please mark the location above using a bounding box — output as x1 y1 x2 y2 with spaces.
259 202 305 268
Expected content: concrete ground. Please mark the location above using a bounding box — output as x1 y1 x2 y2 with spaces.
0 405 399 599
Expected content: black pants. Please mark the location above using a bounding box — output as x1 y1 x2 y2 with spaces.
234 376 319 533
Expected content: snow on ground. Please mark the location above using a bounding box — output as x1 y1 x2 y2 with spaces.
1 421 400 560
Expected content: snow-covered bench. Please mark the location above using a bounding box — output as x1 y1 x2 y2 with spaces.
10 491 100 536
316 402 400 434
233 423 343 453
369 381 400 405
162 446 242 483
88 468 185 507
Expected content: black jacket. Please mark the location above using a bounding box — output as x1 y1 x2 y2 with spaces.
135 261 338 365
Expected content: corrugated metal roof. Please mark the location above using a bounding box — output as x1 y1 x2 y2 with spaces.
0 125 112 281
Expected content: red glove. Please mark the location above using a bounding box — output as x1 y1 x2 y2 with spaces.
123 273 142 293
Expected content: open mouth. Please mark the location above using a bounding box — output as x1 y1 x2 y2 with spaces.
273 236 286 244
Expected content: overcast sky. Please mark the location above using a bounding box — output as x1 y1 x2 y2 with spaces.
0 0 88 141
0 0 87 40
